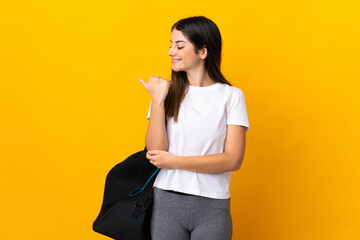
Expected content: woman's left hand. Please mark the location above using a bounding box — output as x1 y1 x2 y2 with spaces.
146 150 177 169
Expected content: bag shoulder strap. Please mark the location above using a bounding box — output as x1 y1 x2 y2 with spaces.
130 168 159 222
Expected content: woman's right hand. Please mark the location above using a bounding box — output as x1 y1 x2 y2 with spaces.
137 76 172 103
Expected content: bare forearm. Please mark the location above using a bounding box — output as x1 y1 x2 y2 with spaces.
145 101 169 151
173 152 242 173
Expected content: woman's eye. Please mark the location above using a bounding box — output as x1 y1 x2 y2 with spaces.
169 46 184 50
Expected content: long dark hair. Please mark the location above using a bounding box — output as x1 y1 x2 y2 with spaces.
165 16 232 122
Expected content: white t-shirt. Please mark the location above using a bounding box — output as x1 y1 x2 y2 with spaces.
146 82 250 199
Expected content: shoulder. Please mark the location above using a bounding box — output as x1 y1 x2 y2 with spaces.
217 82 245 97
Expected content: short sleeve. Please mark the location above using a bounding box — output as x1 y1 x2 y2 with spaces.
146 100 151 120
226 90 250 132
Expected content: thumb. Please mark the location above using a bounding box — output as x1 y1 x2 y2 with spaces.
137 78 148 89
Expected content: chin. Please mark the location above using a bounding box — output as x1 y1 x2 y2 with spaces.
172 65 187 72
172 67 182 72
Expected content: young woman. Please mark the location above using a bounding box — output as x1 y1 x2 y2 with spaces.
137 15 250 240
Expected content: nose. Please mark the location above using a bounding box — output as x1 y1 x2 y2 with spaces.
168 45 175 57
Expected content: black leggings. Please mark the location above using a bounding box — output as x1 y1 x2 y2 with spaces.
150 187 233 240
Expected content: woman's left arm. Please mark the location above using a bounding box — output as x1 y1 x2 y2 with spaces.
146 125 246 173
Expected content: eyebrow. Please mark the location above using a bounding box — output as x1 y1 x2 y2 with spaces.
170 40 187 43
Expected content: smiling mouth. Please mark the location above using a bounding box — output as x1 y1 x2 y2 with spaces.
172 59 181 64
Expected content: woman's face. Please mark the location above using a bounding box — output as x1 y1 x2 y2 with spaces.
168 29 205 72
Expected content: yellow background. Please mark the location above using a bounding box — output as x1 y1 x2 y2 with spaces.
1 0 359 239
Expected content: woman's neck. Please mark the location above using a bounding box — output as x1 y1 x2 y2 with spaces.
186 67 215 87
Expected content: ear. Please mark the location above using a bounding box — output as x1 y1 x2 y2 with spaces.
199 45 208 59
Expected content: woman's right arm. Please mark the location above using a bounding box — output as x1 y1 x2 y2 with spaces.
137 76 171 151
145 100 169 151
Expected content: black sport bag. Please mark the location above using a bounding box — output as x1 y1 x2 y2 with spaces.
93 147 159 240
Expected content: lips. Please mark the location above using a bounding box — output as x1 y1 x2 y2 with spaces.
172 59 181 64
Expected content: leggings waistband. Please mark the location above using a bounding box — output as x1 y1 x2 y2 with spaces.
163 189 190 196
153 187 231 210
